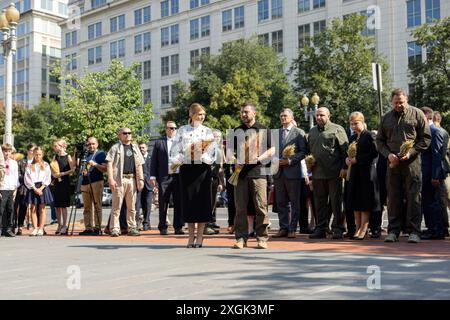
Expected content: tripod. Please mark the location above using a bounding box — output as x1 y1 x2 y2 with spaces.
67 158 86 236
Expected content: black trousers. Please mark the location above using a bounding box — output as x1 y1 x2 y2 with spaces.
0 190 15 233
135 188 153 228
14 192 28 228
158 174 183 231
224 167 236 227
210 177 219 224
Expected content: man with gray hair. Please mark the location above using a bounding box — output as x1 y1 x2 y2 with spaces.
272 108 307 238
106 128 145 237
307 107 348 239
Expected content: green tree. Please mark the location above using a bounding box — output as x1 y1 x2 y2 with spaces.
163 39 296 132
56 59 153 150
0 100 65 154
409 16 450 130
291 14 392 129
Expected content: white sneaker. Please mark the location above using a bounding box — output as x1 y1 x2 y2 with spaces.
30 229 38 236
36 229 44 236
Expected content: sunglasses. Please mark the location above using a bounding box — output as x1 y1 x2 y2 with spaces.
122 132 132 135
166 127 177 130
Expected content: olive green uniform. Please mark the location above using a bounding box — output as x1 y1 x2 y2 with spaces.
308 121 348 235
376 105 431 236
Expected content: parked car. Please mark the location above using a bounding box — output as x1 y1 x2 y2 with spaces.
75 186 112 208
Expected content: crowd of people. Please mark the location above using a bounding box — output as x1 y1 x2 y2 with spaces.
0 88 448 249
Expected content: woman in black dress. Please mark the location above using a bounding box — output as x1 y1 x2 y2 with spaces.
170 103 217 248
345 112 380 240
50 139 76 235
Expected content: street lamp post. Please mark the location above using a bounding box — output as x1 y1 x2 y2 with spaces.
301 92 320 130
0 3 20 146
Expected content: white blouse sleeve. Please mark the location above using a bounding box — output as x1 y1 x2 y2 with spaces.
201 128 217 165
43 163 52 186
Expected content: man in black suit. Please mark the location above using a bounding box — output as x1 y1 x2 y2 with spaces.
150 121 184 235
136 143 154 231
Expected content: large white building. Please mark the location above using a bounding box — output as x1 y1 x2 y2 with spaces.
0 0 68 108
58 0 448 133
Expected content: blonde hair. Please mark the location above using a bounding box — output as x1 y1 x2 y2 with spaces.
349 111 365 123
188 103 205 123
54 138 67 149
32 147 46 172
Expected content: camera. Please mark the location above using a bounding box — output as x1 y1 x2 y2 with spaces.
75 141 89 161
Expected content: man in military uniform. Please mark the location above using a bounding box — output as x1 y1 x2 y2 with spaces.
376 88 431 243
308 107 348 239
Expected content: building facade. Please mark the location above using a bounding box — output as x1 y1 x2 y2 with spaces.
58 0 449 134
0 0 68 108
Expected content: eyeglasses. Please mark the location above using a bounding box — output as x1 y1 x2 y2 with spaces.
122 132 132 135
166 127 177 130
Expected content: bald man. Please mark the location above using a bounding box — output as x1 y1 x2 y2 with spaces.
307 107 348 239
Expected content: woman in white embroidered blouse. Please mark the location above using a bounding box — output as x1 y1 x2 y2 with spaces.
24 147 53 236
170 103 217 248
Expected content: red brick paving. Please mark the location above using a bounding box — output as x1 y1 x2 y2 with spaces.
24 224 450 258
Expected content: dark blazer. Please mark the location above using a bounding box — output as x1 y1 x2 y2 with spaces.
143 153 152 190
273 126 307 179
150 137 169 182
421 123 446 180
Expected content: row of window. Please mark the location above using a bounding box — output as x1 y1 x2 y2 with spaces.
407 0 440 27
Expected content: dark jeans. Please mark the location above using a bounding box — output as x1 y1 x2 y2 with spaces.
158 174 183 231
0 190 15 233
135 188 153 228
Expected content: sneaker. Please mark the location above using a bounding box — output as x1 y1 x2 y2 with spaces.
110 230 120 237
408 233 421 243
29 229 38 237
203 227 217 235
257 240 268 249
384 233 399 242
36 229 44 236
128 228 140 236
232 238 247 249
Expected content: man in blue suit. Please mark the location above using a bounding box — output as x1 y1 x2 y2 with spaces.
420 107 446 240
150 121 184 235
272 108 307 238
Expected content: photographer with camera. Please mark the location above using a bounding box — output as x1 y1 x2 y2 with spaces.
78 137 107 236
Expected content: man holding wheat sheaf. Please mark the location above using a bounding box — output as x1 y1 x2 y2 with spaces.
376 88 431 243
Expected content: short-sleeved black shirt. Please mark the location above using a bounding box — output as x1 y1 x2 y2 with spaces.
123 144 136 174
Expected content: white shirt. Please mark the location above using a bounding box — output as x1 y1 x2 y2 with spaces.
166 137 179 174
0 158 19 191
24 162 52 189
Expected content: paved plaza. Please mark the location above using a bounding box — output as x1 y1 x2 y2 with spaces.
1 208 449 300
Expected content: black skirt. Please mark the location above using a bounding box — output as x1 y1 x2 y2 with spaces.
179 164 212 223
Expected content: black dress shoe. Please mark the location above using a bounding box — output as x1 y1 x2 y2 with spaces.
421 233 445 240
16 229 22 236
4 230 15 237
370 229 381 239
174 229 185 235
299 228 314 234
142 226 151 231
160 229 168 235
309 230 327 239
210 223 221 229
